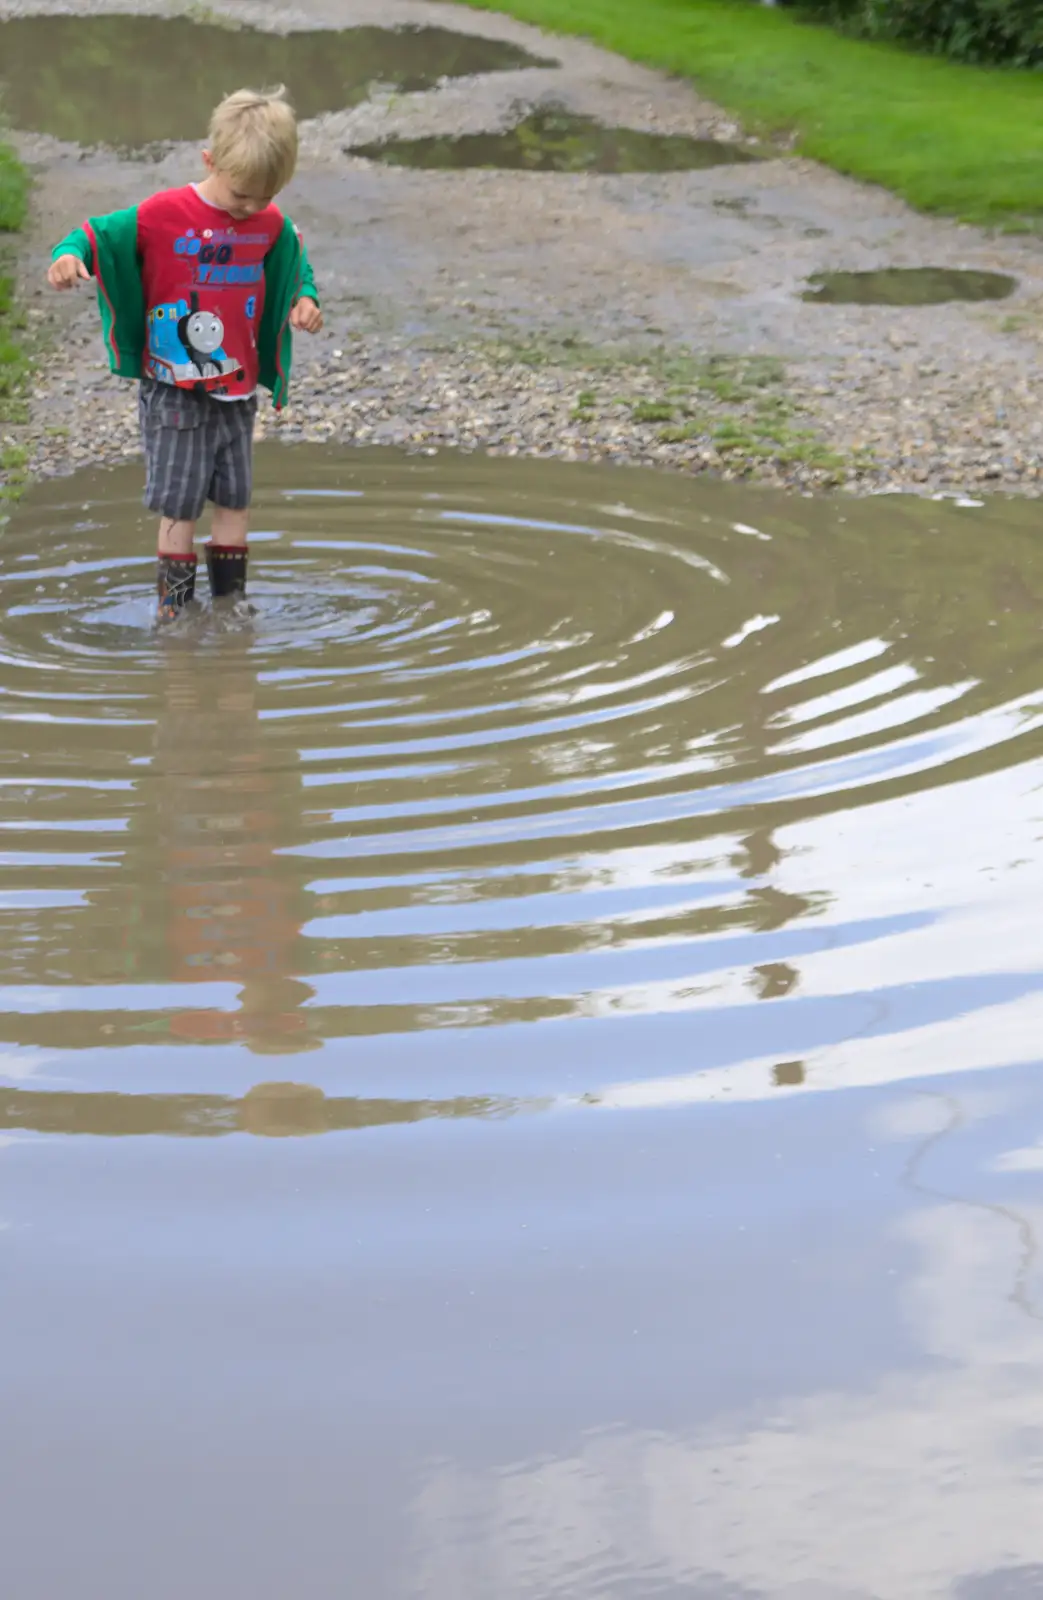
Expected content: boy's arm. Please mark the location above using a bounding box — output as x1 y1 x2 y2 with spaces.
297 236 319 306
289 226 322 332
51 225 95 274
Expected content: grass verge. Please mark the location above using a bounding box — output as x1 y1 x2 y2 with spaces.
0 139 29 236
0 134 31 502
459 0 1043 225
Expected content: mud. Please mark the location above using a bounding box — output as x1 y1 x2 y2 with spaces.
804 266 1018 307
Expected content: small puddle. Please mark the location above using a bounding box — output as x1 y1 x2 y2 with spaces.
803 266 1017 305
5 449 1043 1594
350 106 759 173
0 16 553 148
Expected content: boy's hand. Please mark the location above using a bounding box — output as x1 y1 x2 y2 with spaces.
47 255 91 291
290 297 323 334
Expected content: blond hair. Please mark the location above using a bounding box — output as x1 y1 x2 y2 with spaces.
208 86 298 195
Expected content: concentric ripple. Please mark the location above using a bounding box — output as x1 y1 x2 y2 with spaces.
3 447 1043 1122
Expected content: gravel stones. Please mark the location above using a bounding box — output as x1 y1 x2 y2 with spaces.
12 333 1043 498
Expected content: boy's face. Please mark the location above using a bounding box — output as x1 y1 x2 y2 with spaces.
201 151 274 219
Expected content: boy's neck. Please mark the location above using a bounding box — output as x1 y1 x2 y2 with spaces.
195 176 226 209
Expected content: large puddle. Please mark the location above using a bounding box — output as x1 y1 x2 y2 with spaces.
350 106 758 173
0 16 551 148
5 450 1043 1595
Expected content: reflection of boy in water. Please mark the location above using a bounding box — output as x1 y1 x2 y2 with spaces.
149 641 319 1054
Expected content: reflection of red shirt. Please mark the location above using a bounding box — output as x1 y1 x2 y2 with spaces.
137 185 282 397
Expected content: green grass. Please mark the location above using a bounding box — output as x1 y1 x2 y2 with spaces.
0 141 29 235
488 333 847 478
630 399 676 423
659 419 705 443
0 264 30 422
711 414 845 471
0 441 30 503
0 131 31 497
460 0 1043 223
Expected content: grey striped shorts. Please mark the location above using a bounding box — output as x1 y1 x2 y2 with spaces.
139 379 258 522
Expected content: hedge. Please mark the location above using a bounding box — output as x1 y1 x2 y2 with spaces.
795 0 1043 65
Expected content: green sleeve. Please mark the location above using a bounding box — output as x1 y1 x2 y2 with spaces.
297 238 319 304
51 225 94 272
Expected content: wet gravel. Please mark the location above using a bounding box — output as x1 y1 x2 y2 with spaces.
3 0 1043 499
15 332 1043 496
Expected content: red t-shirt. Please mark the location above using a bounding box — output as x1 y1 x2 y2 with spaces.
137 185 283 398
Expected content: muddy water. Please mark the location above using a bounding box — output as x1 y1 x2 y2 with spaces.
804 266 1017 305
0 16 551 148
5 448 1043 1596
351 106 758 172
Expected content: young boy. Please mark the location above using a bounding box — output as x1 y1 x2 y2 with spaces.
47 86 323 617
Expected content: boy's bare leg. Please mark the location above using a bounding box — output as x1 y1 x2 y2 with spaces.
207 506 251 600
157 517 197 556
210 506 249 547
156 518 199 617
